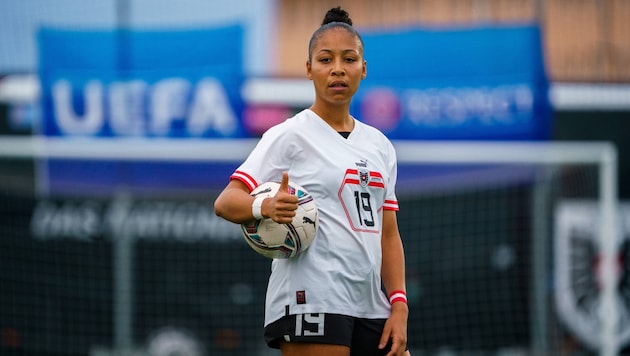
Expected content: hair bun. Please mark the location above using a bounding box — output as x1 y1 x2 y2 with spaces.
322 6 353 26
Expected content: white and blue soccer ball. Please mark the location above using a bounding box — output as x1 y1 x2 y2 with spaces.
241 181 318 259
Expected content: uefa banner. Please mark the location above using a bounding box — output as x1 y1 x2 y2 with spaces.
37 25 246 196
350 25 552 140
39 25 246 139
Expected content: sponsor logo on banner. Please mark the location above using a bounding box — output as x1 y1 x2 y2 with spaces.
353 83 540 139
358 85 534 133
30 198 242 242
49 77 240 137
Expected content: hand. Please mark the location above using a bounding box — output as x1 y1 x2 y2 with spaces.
266 172 298 224
379 302 409 356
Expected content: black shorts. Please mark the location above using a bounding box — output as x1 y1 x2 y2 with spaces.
264 313 395 356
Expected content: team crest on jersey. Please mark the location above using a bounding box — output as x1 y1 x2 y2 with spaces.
359 169 370 187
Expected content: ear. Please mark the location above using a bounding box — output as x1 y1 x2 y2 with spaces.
361 60 367 80
306 60 313 80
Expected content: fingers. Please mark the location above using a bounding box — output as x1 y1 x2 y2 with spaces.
379 320 407 356
270 172 298 224
378 324 391 351
279 171 290 193
384 337 404 356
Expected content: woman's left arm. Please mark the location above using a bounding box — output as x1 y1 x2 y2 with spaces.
379 209 409 355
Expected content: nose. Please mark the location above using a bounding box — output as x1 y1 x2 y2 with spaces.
331 59 345 76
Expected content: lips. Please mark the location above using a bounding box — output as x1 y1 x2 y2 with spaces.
329 80 347 88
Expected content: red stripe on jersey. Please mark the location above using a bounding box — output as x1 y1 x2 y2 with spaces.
383 199 399 211
368 182 385 188
230 170 258 192
345 178 384 188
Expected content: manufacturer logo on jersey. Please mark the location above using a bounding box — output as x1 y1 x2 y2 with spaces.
355 160 370 187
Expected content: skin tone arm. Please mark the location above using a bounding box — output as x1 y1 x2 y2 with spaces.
214 172 298 225
379 210 409 356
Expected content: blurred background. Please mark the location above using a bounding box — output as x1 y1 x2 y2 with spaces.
0 0 629 355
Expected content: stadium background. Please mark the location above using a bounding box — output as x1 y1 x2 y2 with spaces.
1 0 629 355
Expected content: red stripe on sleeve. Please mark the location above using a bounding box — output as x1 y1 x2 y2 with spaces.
230 170 258 192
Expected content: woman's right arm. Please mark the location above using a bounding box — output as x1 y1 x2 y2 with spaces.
214 172 298 225
213 179 258 224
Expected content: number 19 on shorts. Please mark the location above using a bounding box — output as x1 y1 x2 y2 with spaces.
295 313 325 336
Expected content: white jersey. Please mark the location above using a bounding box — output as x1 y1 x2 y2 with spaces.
231 109 399 326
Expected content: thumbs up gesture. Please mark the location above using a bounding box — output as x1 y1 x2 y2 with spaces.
268 172 298 224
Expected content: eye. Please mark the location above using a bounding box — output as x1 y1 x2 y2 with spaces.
345 57 357 63
318 57 331 63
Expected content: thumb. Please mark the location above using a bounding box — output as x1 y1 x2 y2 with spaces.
278 171 290 193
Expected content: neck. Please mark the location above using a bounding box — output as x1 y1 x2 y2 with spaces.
310 104 354 132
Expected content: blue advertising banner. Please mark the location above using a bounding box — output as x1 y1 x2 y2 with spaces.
37 25 246 196
38 25 246 138
350 25 552 140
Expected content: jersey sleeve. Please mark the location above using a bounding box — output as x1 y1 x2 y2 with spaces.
230 121 294 192
383 139 399 211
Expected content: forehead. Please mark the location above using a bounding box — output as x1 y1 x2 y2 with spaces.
313 27 362 52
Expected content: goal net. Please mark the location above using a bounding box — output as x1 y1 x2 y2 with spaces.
0 137 623 356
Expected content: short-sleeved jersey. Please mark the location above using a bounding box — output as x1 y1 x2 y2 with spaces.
230 109 399 326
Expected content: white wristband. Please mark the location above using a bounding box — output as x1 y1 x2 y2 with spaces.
252 196 265 220
388 290 407 305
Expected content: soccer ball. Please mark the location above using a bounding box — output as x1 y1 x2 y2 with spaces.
241 181 318 259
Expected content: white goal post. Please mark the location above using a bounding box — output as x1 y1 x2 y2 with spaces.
0 136 620 355
393 140 619 356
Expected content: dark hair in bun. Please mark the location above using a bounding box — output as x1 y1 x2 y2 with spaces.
308 6 364 62
321 6 352 26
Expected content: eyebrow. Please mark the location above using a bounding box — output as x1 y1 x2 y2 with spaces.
316 49 360 55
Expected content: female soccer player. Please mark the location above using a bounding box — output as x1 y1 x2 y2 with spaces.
214 6 410 356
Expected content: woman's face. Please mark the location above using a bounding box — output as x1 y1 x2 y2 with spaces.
307 27 366 108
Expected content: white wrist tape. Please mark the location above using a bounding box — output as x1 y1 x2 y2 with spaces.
252 196 265 220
